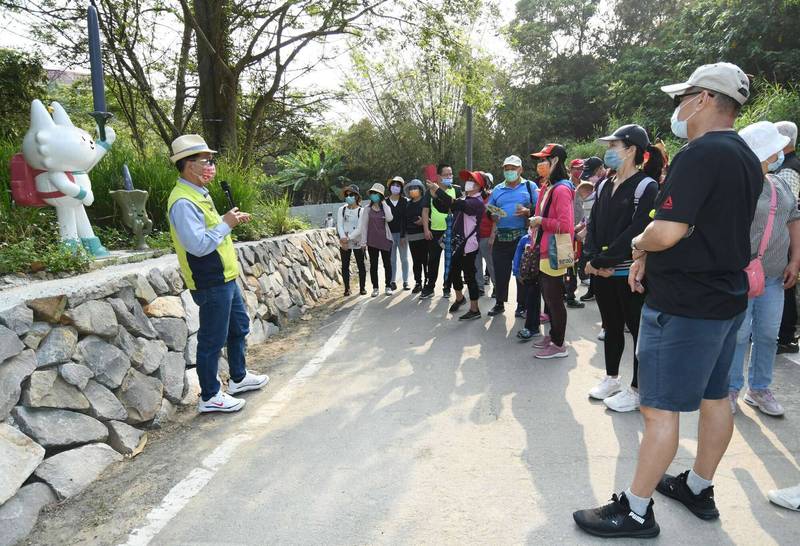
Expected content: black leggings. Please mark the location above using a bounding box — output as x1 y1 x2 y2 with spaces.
593 275 643 388
492 238 523 306
426 230 446 289
449 249 479 301
368 246 392 288
340 248 366 291
521 279 542 331
539 273 567 346
408 239 429 285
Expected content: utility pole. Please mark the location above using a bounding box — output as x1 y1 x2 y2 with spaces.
465 104 473 171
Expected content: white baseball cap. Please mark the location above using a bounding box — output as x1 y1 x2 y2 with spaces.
661 62 750 106
738 121 790 162
503 155 522 167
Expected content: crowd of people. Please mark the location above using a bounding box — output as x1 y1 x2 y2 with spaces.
334 62 800 536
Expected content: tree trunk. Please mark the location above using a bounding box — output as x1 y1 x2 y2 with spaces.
193 0 238 154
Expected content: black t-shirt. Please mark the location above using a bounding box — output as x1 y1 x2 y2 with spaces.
646 130 763 319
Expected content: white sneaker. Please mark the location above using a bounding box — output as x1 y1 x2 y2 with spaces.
597 329 606 341
227 371 269 395
385 287 393 296
768 483 800 511
198 391 245 413
589 376 622 400
371 288 379 297
604 388 640 412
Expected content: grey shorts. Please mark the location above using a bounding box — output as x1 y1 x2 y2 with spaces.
637 304 745 412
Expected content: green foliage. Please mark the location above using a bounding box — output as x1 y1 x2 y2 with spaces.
0 239 91 275
233 196 310 241
736 81 800 130
271 148 350 205
0 48 47 142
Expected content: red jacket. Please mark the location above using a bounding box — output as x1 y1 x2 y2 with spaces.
479 194 494 238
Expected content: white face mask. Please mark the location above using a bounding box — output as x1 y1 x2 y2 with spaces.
465 181 477 192
670 94 701 139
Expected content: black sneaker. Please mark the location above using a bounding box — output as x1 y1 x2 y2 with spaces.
390 281 397 291
459 309 481 321
419 288 434 299
442 289 451 299
579 293 595 302
449 297 466 313
656 470 719 520
359 288 367 296
776 341 799 354
487 304 504 317
573 492 660 539
566 298 585 309
403 282 410 291
344 288 351 296
514 307 526 318
412 283 422 294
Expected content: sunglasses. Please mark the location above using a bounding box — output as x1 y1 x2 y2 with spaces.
673 90 714 108
192 157 217 166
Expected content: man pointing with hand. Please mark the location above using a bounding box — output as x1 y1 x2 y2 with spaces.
167 134 269 414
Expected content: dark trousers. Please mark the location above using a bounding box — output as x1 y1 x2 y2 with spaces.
564 265 579 300
191 281 249 401
594 276 643 387
368 246 391 288
539 273 567 346
521 279 542 331
492 238 523 307
449 249 479 301
425 230 448 290
779 286 797 344
340 247 366 291
408 239 428 285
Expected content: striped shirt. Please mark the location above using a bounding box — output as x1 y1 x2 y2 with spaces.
751 174 800 278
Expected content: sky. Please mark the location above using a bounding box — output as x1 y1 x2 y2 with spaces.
0 0 521 128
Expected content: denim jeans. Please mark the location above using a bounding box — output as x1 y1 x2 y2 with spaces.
390 232 409 283
190 280 249 401
730 276 785 391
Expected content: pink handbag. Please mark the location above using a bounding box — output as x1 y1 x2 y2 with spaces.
744 176 777 298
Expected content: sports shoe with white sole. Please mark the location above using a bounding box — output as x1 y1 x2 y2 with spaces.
604 388 640 412
227 371 269 395
768 483 800 511
198 391 245 413
534 343 568 359
744 388 785 416
590 376 623 400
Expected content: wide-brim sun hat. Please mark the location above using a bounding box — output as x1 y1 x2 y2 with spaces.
739 121 790 162
661 62 750 106
458 169 486 189
597 124 651 150
367 183 385 196
170 134 217 163
389 176 405 187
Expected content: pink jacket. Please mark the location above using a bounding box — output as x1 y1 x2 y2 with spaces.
532 181 575 256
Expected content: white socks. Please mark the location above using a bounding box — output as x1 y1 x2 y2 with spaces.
624 488 650 517
687 469 713 495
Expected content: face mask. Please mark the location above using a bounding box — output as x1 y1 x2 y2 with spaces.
369 194 381 203
193 161 216 183
441 177 453 187
465 181 477 192
670 94 701 139
390 185 402 195
603 149 624 170
768 150 785 172
504 170 519 183
536 162 551 178
345 195 356 205
409 189 421 199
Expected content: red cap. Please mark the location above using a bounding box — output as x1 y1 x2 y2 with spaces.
570 159 585 170
458 169 486 189
531 143 567 160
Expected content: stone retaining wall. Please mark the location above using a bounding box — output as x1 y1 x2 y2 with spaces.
0 229 344 546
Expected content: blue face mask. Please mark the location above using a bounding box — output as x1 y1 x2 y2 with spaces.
441 177 453 187
345 195 356 205
768 150 785 173
603 149 623 170
504 170 519 183
369 193 381 203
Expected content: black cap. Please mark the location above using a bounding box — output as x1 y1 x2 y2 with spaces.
597 124 651 151
581 157 604 180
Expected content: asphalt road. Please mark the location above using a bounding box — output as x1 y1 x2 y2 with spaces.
25 279 800 545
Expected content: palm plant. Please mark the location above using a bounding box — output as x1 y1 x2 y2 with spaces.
273 148 350 205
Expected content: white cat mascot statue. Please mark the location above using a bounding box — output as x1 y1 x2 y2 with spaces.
20 99 115 257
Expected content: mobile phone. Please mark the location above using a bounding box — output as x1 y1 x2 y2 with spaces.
423 164 437 183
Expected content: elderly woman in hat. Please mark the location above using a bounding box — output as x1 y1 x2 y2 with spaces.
336 184 367 296
386 176 410 291
427 170 486 320
348 183 394 296
730 121 800 417
403 179 429 293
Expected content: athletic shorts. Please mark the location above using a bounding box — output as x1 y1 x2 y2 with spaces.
637 304 745 412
